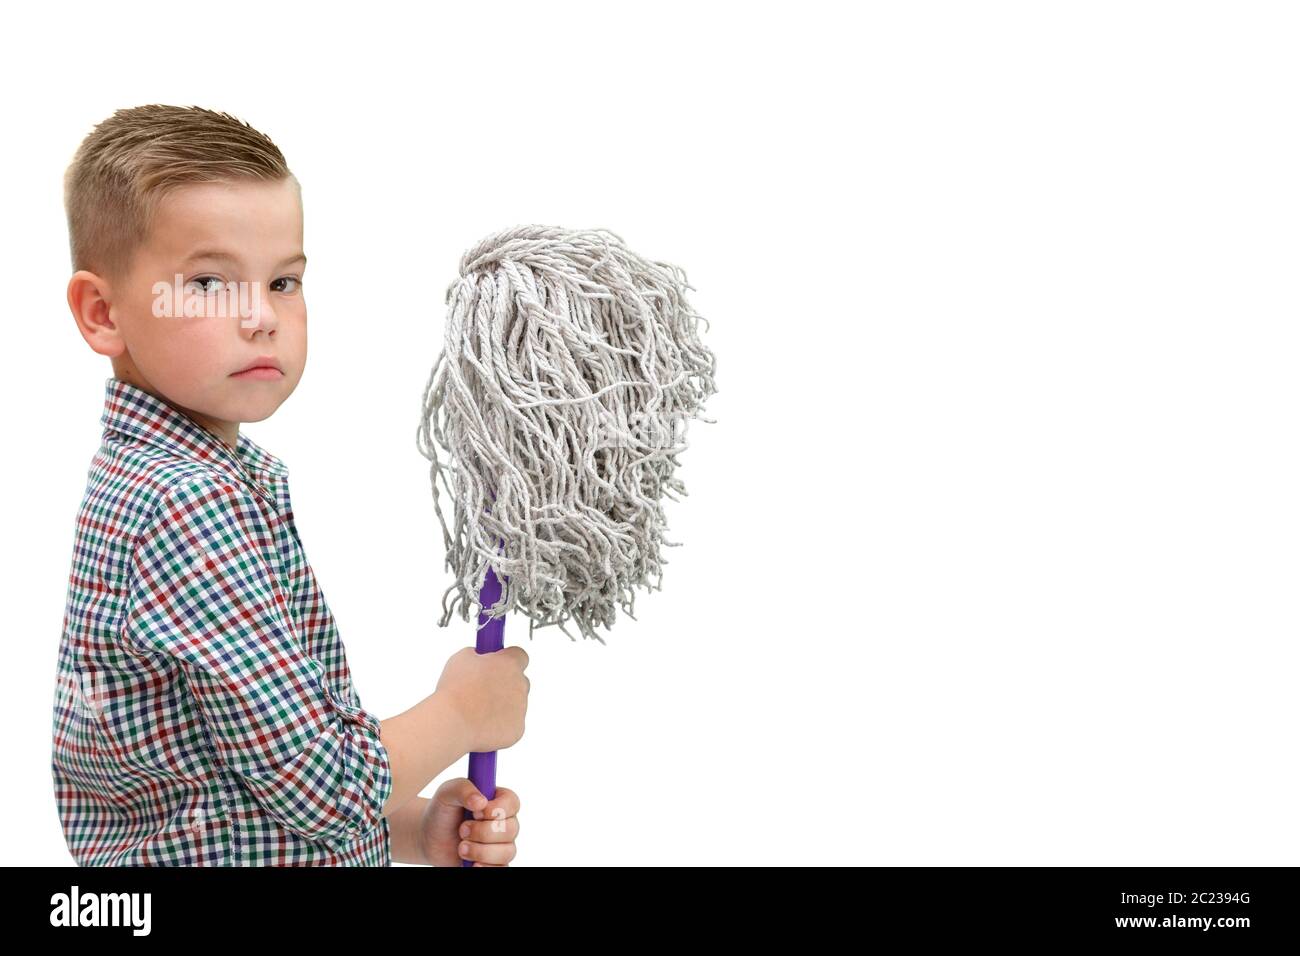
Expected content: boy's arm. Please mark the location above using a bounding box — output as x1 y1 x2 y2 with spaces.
377 683 476 864
386 796 433 865
379 691 471 818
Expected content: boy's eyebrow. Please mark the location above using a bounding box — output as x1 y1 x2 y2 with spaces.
180 249 308 269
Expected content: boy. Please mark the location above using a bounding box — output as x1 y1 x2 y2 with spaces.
52 104 529 866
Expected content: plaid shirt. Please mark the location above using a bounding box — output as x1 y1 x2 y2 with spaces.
51 377 392 865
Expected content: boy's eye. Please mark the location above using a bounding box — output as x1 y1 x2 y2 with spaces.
185 275 225 295
270 276 302 294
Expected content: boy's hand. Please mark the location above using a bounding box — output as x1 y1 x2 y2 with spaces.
420 777 520 866
435 645 530 753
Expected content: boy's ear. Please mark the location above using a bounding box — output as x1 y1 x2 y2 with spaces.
68 270 125 358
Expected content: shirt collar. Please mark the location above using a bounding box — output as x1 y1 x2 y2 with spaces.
100 377 289 493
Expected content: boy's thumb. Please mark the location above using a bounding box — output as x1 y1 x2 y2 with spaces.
436 776 489 812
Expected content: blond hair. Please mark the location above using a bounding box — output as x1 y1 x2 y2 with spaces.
63 104 294 283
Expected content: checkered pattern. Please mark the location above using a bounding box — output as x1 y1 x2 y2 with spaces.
52 377 392 865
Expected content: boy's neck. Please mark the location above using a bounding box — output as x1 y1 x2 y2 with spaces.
183 407 240 450
112 370 240 449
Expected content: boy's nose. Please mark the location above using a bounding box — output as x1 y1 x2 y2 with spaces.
242 311 277 334
240 285 278 334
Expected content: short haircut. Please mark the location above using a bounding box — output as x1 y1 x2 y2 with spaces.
63 104 295 283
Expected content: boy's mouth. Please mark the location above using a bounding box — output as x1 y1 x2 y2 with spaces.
231 367 284 381
231 356 284 380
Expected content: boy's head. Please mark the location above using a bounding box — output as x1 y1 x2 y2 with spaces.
65 105 307 446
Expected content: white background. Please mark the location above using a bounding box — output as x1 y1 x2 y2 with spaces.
4 1 1297 866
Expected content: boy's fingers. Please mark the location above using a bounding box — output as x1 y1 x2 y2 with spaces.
459 838 518 866
506 646 530 671
459 815 520 844
472 785 520 820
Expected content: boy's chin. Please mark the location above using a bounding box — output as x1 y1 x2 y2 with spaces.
215 387 292 425
229 398 286 424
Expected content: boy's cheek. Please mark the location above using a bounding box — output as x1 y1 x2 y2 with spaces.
128 331 230 405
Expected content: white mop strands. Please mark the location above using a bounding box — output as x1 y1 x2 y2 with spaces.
416 225 719 643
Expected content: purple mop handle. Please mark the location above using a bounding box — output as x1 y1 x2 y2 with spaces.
462 558 506 866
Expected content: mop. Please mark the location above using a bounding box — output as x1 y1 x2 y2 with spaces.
415 225 718 862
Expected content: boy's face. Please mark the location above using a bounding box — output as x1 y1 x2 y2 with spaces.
90 177 307 445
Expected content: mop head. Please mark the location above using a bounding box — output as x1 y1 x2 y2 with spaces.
417 225 718 643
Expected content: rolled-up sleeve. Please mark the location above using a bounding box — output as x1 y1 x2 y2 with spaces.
124 475 392 851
